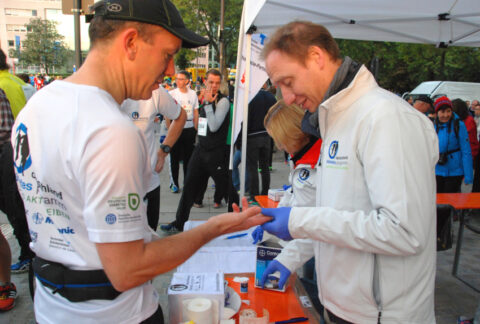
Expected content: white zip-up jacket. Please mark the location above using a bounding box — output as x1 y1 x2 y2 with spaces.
275 139 320 254
285 66 439 323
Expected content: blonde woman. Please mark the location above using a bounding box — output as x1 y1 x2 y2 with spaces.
252 100 322 289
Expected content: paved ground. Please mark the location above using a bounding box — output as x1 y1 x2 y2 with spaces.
1 150 479 323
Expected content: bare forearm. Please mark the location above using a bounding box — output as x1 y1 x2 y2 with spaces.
98 221 218 291
163 109 186 147
97 199 269 292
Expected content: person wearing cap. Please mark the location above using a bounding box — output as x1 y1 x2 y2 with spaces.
257 21 438 323
413 95 434 120
10 0 269 323
433 96 473 193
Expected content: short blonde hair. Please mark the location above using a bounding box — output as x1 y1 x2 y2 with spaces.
264 100 308 149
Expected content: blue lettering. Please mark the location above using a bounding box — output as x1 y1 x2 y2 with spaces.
45 217 54 224
58 227 75 234
17 177 33 191
259 34 267 45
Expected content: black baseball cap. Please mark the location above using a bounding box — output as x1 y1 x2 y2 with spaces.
415 95 433 107
87 0 209 48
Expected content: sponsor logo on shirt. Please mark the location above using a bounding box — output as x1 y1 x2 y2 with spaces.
105 213 117 225
128 193 140 211
29 230 38 243
25 195 67 211
58 227 75 234
32 172 63 200
49 237 75 252
32 212 44 224
329 141 339 159
131 111 140 120
46 208 70 219
326 140 349 170
298 168 310 181
45 217 54 224
16 175 32 191
13 123 32 174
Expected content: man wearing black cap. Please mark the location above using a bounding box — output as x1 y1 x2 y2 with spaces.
413 95 434 115
10 0 268 322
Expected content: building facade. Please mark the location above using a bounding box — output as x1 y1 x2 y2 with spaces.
0 0 62 66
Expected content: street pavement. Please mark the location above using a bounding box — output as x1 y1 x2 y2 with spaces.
0 150 479 323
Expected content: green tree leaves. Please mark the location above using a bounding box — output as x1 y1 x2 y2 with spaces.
172 0 242 69
337 39 480 94
13 18 69 73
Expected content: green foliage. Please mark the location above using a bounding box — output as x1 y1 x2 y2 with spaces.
175 48 197 70
17 18 69 73
172 0 242 70
337 39 480 94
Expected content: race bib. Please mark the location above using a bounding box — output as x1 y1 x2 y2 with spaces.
198 117 207 136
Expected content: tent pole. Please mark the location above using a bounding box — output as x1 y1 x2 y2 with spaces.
229 3 246 172
239 33 252 201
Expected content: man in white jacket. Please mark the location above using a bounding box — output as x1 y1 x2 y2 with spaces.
260 21 439 323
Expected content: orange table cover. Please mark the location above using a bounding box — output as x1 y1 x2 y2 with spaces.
436 193 480 210
255 195 279 208
226 275 307 323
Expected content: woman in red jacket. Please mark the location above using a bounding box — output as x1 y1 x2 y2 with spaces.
453 99 479 160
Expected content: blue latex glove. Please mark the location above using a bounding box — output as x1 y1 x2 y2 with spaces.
261 207 293 241
251 226 264 244
259 260 291 290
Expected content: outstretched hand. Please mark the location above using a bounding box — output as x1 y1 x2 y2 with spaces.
209 197 271 235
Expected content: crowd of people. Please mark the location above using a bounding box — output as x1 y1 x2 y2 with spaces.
0 0 479 322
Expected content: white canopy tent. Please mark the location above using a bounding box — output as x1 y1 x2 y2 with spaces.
232 0 480 198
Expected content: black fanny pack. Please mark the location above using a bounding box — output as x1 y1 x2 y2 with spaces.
33 257 121 302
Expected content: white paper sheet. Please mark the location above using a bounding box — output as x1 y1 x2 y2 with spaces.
177 221 257 273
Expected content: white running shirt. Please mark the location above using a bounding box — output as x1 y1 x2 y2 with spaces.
169 87 199 128
121 86 181 192
12 80 159 324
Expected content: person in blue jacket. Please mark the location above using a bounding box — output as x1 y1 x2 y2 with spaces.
433 96 473 193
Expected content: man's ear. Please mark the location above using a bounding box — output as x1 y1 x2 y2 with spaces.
307 46 326 70
121 28 139 61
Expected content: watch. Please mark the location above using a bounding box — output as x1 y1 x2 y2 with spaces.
160 144 171 154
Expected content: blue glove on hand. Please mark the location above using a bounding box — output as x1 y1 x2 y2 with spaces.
251 226 264 244
261 207 293 241
259 260 291 290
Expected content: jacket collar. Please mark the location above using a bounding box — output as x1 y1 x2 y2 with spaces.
291 138 322 169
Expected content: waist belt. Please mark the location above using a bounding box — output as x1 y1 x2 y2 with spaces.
33 257 121 302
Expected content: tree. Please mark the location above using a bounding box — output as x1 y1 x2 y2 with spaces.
336 39 480 94
11 18 69 74
172 0 243 74
175 48 197 70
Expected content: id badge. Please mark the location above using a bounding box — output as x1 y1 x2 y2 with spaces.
198 117 207 136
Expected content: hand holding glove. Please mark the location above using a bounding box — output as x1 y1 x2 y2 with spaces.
260 207 293 241
259 260 291 290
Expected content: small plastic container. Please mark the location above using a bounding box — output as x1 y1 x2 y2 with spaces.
240 279 249 293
